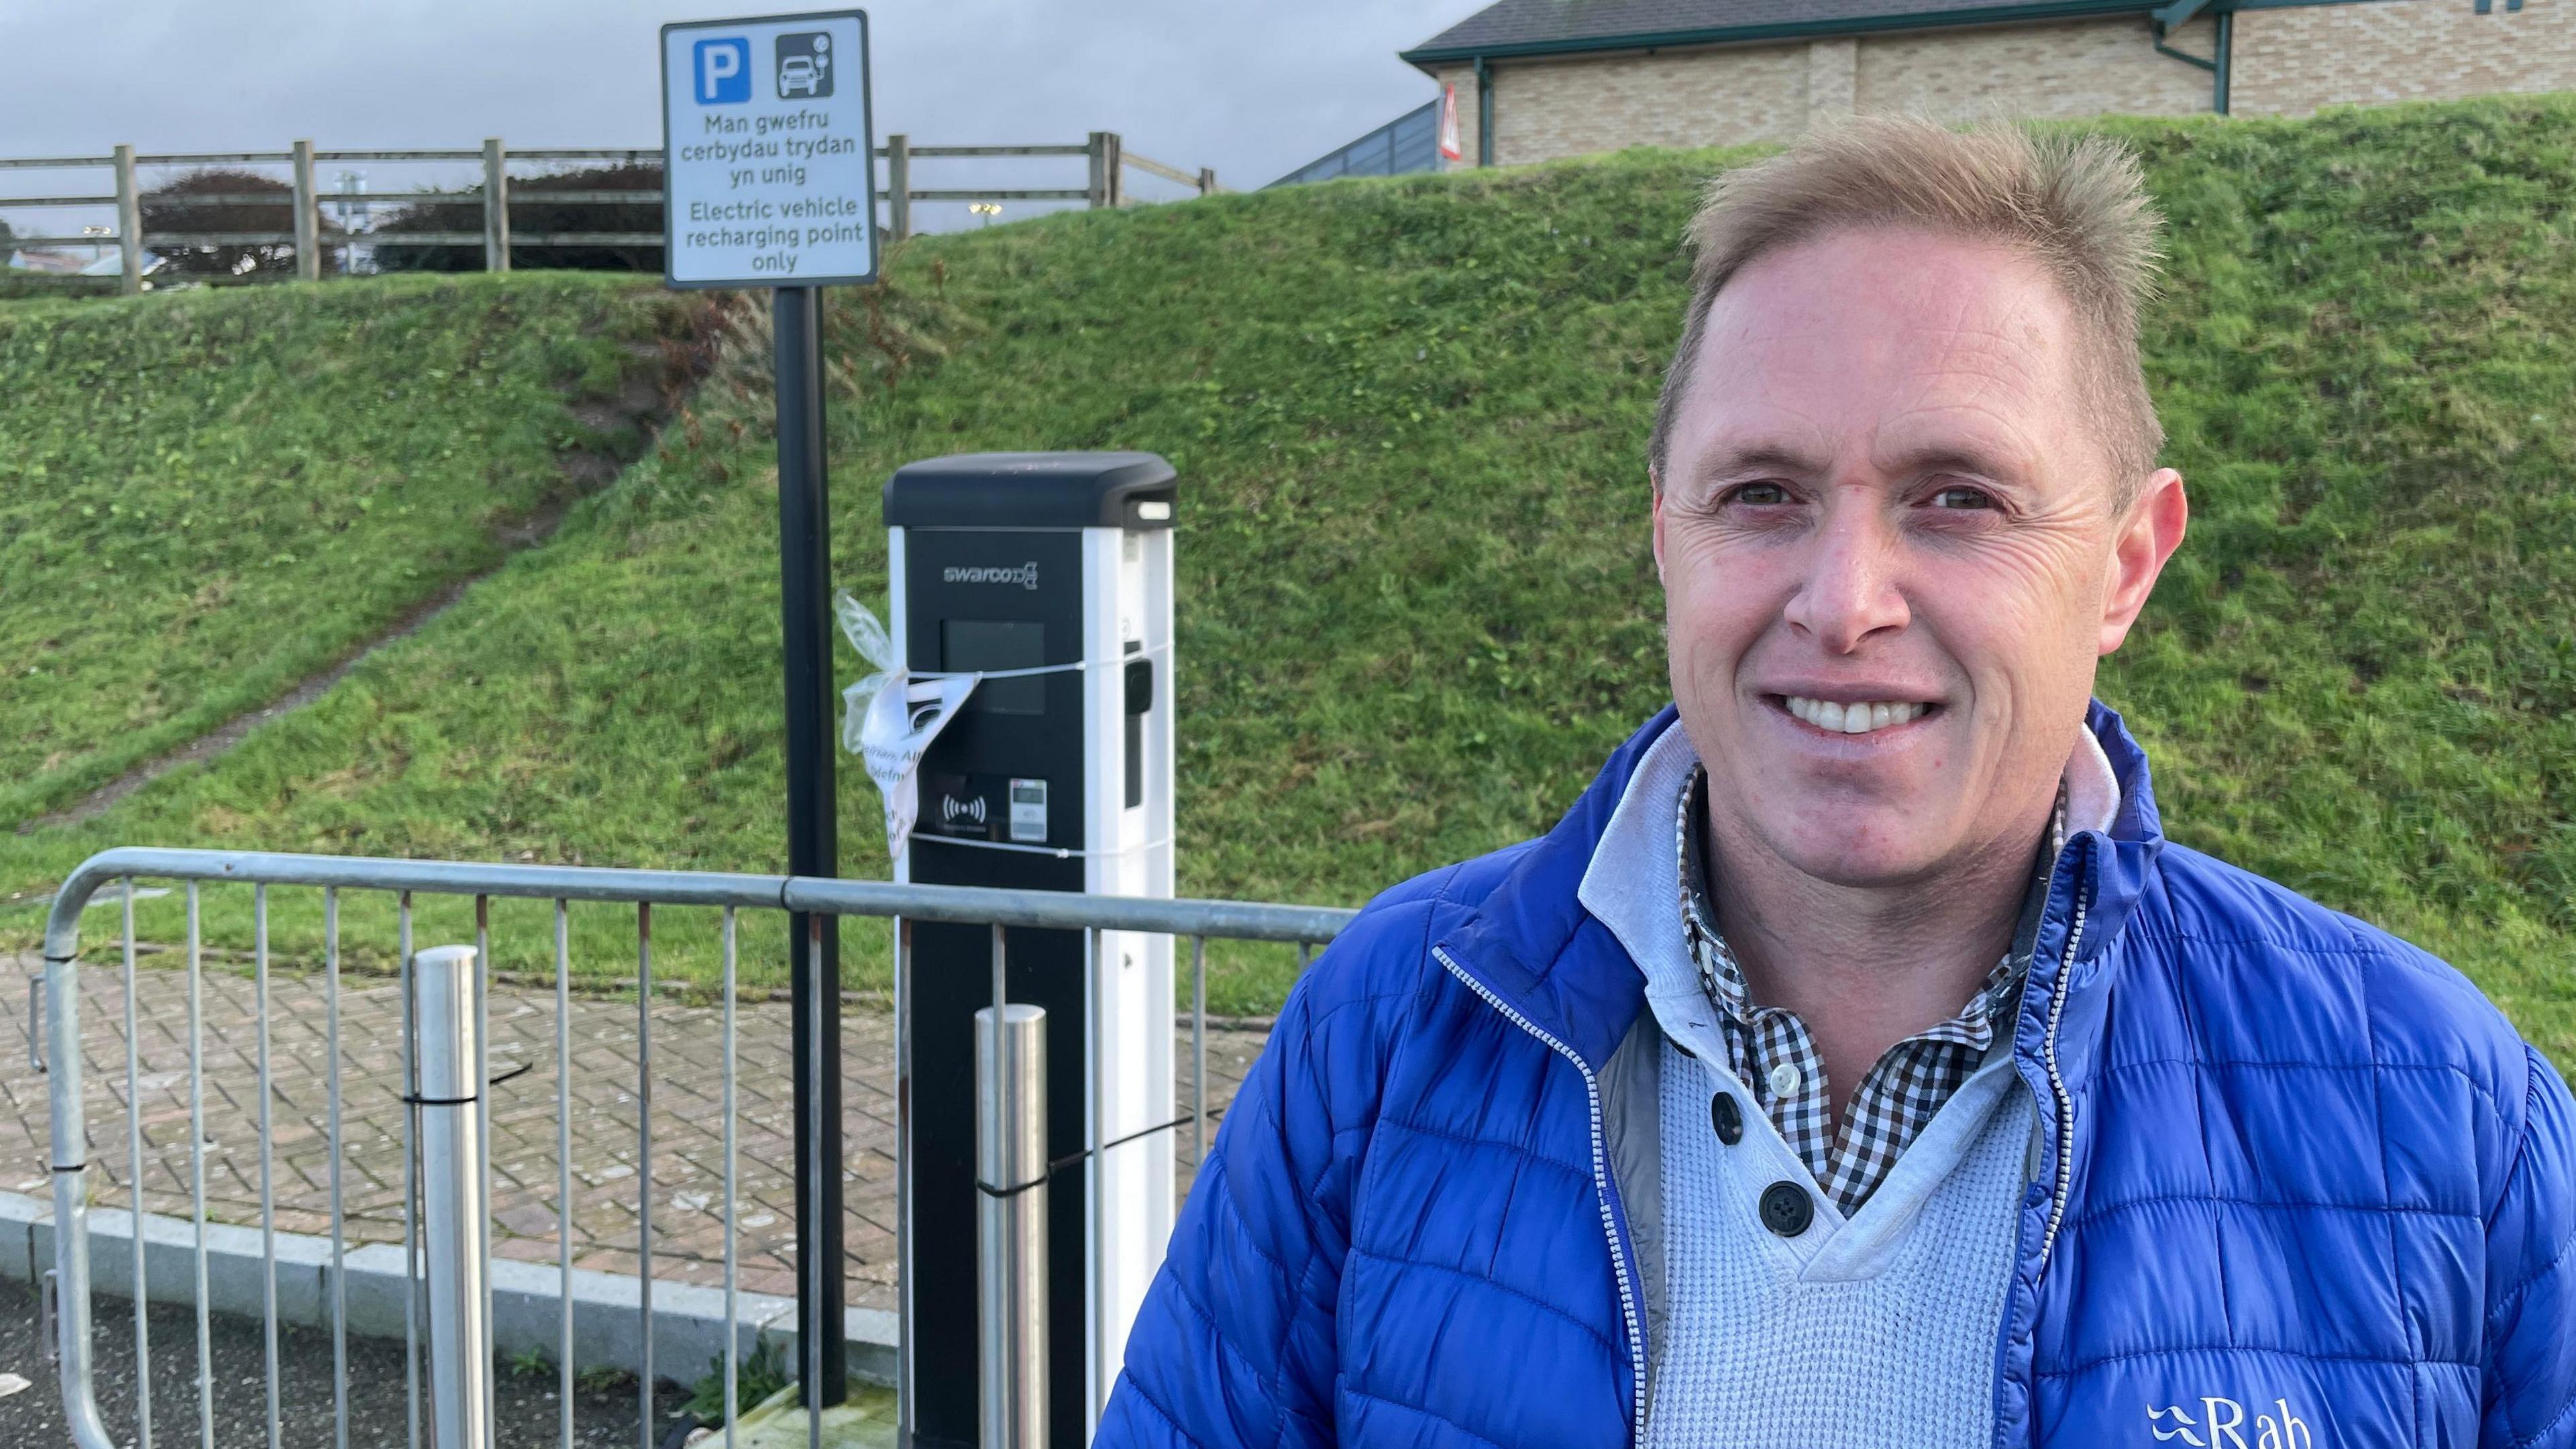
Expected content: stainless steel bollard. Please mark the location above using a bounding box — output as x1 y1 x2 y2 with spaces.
414 945 492 1449
976 1004 1048 1449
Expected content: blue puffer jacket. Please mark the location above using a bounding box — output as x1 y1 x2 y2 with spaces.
1101 705 2576 1448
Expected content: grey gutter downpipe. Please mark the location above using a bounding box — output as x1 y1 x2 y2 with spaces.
1476 56 1494 166
2214 9 2233 115
2149 0 2231 115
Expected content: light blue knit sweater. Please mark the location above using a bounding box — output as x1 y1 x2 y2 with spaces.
1642 1038 2031 1446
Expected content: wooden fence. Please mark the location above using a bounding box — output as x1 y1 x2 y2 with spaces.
0 132 1221 294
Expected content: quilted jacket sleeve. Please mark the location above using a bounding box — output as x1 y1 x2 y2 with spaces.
1095 904 1422 1448
2484 1046 2576 1448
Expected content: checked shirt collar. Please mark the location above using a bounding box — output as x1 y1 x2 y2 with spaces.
1676 767 2063 1216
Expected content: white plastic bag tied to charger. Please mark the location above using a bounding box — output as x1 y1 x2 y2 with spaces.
836 591 977 857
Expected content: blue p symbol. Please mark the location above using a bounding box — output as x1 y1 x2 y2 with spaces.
694 38 751 104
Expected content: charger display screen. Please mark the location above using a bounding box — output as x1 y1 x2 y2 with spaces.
942 620 1045 714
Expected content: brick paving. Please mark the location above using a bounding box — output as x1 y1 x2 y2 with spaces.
0 950 1268 1313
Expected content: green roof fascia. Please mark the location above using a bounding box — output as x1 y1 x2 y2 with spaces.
1401 0 2169 68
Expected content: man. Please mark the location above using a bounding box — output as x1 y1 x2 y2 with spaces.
1099 120 2576 1447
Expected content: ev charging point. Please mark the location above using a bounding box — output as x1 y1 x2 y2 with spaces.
886 451 1177 1449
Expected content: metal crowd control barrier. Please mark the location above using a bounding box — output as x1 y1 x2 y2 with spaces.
36 847 1352 1449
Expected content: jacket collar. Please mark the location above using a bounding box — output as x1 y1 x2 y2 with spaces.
1436 701 2167 1078
2076 696 2167 947
1436 707 1679 1071
2018 700 2167 1093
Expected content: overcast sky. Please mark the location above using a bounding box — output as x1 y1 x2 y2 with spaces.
0 0 1483 237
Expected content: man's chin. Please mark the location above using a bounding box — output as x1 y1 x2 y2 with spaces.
1738 810 1957 892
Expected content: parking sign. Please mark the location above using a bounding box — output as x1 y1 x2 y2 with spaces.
693 38 752 103
661 10 875 288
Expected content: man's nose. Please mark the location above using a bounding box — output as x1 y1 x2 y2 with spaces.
1783 505 1910 653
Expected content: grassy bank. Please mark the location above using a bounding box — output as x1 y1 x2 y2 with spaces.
5 97 2573 1043
0 272 712 827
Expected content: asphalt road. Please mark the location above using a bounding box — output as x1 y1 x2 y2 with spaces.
0 1275 698 1449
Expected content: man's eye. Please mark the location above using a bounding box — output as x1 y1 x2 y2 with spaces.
1728 482 1792 506
1928 485 1996 511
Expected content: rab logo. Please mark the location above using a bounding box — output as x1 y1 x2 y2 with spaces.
942 561 1040 590
2147 1397 2313 1448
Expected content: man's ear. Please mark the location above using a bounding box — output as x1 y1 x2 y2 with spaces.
1650 471 1668 587
2098 468 2188 655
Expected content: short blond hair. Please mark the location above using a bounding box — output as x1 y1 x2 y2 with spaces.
1648 117 2167 496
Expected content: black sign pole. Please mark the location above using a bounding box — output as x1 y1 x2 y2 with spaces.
774 281 849 1409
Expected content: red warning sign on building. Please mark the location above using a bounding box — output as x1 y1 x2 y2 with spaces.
1438 83 1464 162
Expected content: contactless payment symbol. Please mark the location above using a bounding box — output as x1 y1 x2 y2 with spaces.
693 37 751 103
775 32 834 97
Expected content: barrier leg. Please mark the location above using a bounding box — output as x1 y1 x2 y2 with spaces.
414 945 491 1449
976 1004 1047 1449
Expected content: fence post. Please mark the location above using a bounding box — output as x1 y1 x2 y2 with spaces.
414 945 492 1449
113 144 141 296
1087 131 1127 210
977 1003 1047 1449
887 133 911 242
292 140 320 283
481 138 510 274
1197 166 1217 197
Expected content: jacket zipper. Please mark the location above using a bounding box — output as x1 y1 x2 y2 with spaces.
1990 855 2095 1448
2034 869 2092 1275
1434 945 1651 1444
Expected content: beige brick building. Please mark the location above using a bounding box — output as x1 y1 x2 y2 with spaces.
1401 0 2576 166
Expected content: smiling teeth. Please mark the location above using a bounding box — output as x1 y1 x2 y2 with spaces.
1784 697 1927 735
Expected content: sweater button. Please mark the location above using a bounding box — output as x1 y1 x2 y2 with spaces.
1710 1091 1743 1145
1759 1181 1813 1237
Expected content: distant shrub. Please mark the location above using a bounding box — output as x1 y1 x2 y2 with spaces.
140 168 340 282
372 162 664 274
0 273 117 302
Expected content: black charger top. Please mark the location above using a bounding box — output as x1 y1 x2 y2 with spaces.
883 451 1177 530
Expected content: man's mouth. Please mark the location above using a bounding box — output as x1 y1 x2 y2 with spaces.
1778 695 1935 737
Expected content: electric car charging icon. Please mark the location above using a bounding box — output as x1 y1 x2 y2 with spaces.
775 32 834 98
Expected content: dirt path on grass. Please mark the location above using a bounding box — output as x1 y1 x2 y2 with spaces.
23 574 486 832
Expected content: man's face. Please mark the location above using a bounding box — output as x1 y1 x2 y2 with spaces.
1653 227 2182 890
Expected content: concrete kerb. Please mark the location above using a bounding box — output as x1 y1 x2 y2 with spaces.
0 1189 898 1389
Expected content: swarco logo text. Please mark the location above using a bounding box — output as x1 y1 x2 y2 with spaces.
943 562 1040 590
2148 1397 2313 1448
